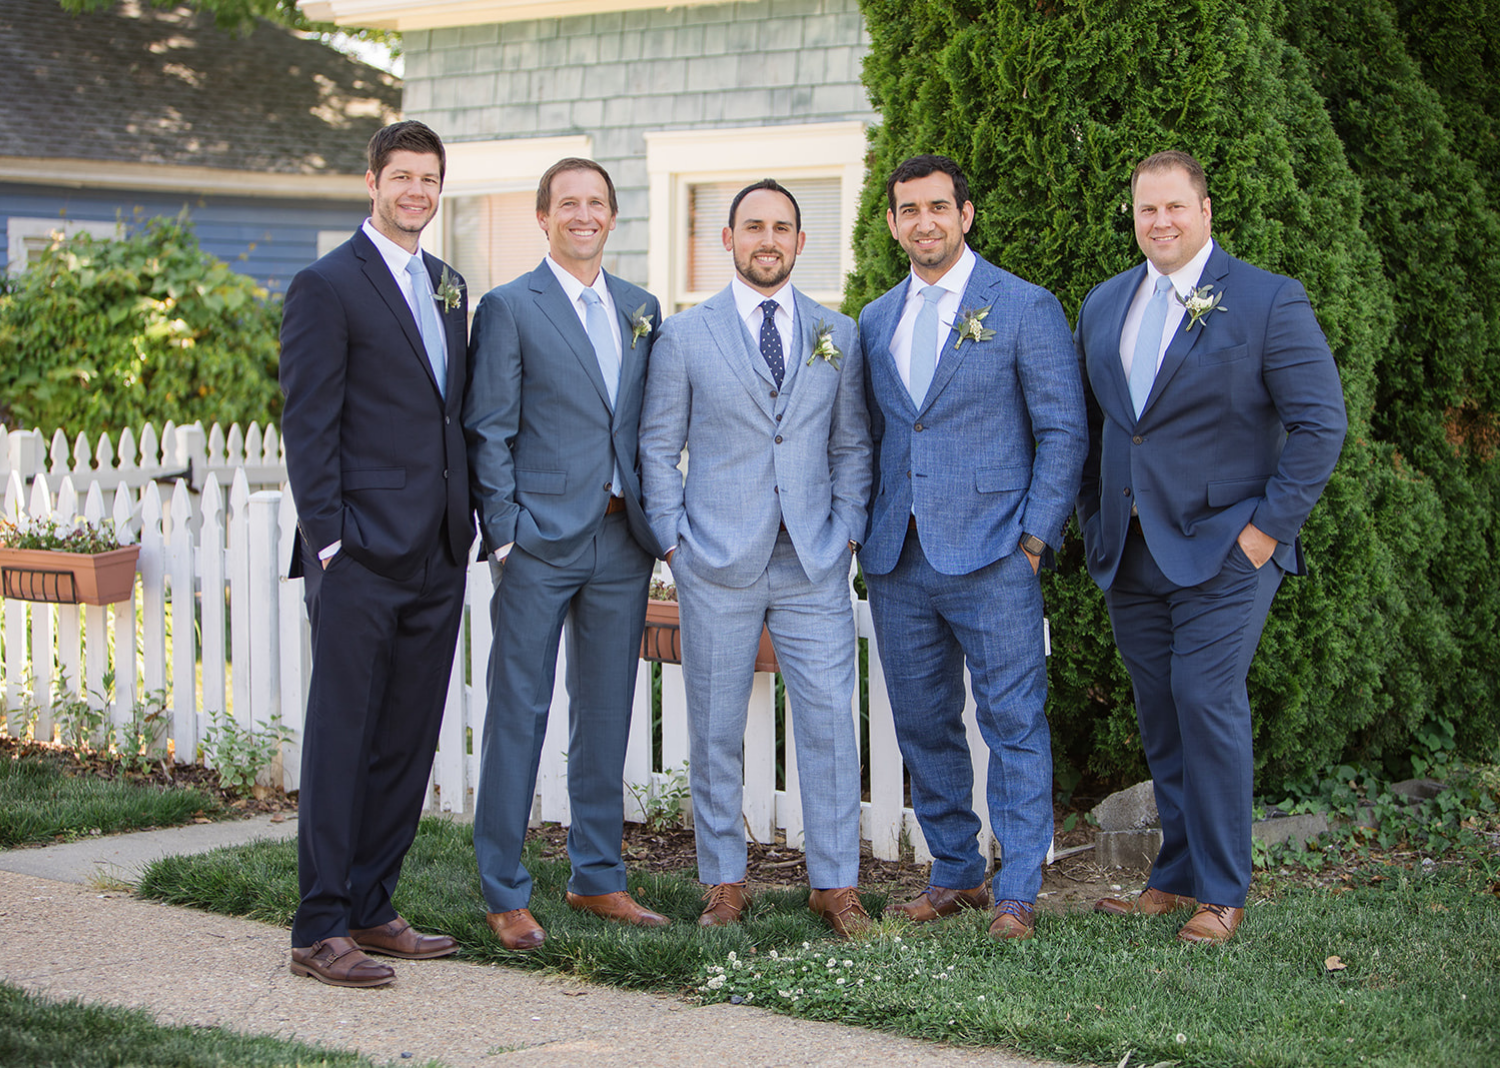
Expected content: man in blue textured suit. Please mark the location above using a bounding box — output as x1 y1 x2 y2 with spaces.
1076 151 1346 943
639 180 873 937
280 121 471 986
465 158 667 950
860 155 1087 941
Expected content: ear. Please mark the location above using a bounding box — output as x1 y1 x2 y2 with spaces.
886 209 899 241
722 226 734 253
794 231 807 255
959 201 975 234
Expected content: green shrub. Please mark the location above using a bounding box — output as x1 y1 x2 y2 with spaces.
0 212 282 439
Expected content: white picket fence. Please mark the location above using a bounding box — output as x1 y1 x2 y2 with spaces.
0 421 1022 867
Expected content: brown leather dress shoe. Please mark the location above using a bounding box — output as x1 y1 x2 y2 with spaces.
350 916 459 960
987 899 1036 940
290 937 395 987
887 883 990 923
1094 886 1197 917
1177 903 1244 944
808 886 872 939
486 908 546 950
565 891 671 927
698 883 750 927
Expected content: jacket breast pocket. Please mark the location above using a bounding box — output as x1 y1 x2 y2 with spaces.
1206 475 1270 507
1196 343 1248 365
516 469 567 495
976 465 1030 493
342 467 405 490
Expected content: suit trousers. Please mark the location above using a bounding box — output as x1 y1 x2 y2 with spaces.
865 526 1052 902
473 511 653 913
292 540 466 946
675 531 862 889
1105 525 1283 908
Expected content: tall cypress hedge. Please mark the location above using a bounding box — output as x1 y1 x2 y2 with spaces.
848 0 1459 787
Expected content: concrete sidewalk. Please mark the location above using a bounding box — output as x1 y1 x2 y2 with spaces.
0 817 1073 1068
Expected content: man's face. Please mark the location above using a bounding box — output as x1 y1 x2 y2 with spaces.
1133 166 1212 275
886 172 973 282
723 188 805 295
539 168 617 272
365 150 443 249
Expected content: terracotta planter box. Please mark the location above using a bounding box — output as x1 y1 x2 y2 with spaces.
641 599 779 673
0 545 140 606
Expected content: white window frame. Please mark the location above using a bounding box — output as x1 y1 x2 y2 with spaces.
6 217 123 275
644 121 867 311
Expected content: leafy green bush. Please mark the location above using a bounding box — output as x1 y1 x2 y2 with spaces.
0 212 282 439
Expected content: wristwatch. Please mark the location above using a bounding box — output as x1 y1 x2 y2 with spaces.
1019 533 1048 557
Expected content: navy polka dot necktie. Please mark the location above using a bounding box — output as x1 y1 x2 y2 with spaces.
759 299 785 388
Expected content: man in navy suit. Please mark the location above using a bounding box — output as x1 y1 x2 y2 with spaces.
280 121 472 987
465 159 666 950
859 155 1087 940
1076 150 1346 943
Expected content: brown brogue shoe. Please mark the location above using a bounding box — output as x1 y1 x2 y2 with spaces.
987 899 1036 941
887 883 990 923
565 891 671 927
486 908 546 951
350 916 459 960
808 886 872 939
698 883 750 927
1094 886 1197 917
290 937 395 988
1177 903 1244 944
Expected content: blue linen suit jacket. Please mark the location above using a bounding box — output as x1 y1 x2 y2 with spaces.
464 261 662 566
858 252 1087 576
638 284 871 588
280 226 473 580
1074 242 1348 589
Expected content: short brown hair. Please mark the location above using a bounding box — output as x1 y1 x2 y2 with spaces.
367 121 446 184
1131 150 1208 200
537 158 619 216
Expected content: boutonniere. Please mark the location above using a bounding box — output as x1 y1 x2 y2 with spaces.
435 266 464 313
629 303 653 349
807 320 843 368
1176 283 1226 331
952 304 996 349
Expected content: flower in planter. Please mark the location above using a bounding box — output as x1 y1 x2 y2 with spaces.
0 516 124 554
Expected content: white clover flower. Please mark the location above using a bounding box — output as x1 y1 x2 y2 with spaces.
769 950 779 959
706 975 727 990
836 977 846 985
727 952 737 962
977 995 985 1001
1176 1033 1187 1044
843 960 854 968
780 989 792 998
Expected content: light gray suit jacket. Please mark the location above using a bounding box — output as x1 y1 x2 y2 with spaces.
639 283 871 588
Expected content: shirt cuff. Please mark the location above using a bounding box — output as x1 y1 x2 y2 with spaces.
318 540 341 561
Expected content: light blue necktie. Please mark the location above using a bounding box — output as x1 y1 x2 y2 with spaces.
1130 276 1174 418
908 284 944 407
405 254 447 399
579 286 623 496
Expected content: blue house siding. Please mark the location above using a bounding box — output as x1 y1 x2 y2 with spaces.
1 184 369 293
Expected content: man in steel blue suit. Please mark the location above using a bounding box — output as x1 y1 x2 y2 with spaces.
859 155 1087 940
1076 150 1346 943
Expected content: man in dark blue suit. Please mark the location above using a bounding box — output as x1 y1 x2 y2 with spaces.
280 121 473 986
860 155 1087 940
1075 150 1347 943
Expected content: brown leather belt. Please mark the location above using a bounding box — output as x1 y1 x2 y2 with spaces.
605 495 626 515
908 514 919 533
1128 515 1143 537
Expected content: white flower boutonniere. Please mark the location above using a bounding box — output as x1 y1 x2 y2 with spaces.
435 266 465 313
953 305 996 349
1176 283 1227 331
629 303 653 349
807 320 843 369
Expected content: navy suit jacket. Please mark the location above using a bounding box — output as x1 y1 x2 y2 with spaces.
464 261 661 567
280 226 473 580
1074 242 1348 589
859 252 1087 576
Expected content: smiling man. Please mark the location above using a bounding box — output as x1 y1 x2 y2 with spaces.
280 120 471 986
1074 150 1347 944
465 158 666 949
639 179 871 937
858 154 1086 942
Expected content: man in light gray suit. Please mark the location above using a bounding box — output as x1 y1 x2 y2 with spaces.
639 180 873 938
465 158 667 951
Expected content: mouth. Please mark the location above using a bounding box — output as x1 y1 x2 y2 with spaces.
569 225 601 239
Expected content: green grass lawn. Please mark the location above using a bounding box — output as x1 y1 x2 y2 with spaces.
0 746 224 849
137 817 1500 1068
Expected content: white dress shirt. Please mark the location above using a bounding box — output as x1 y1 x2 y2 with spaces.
730 273 794 360
544 254 623 359
1119 237 1215 380
889 244 977 391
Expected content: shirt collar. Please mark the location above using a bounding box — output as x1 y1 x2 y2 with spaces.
545 253 610 306
906 243 976 304
731 274 793 323
362 218 423 280
1147 238 1215 296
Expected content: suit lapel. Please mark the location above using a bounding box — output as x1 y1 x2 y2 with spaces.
1140 245 1227 418
606 273 647 407
874 279 917 416
703 287 778 419
921 261 996 413
354 231 434 392
528 263 613 411
1102 263 1148 424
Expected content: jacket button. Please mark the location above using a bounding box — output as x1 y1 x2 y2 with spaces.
604 483 612 492
1123 487 1131 497
445 416 451 425
773 485 779 494
443 469 449 479
1132 435 1143 445
914 423 924 432
770 390 778 398
906 471 911 479
776 413 782 422
775 435 783 444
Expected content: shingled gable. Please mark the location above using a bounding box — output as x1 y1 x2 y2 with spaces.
0 0 399 177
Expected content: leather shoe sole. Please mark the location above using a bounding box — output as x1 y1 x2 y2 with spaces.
290 937 395 988
486 908 546 951
350 917 459 960
1094 886 1197 917
566 891 671 927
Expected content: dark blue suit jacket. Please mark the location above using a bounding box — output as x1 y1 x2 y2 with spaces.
1074 242 1347 589
280 226 473 579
